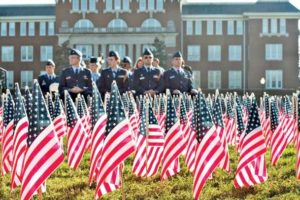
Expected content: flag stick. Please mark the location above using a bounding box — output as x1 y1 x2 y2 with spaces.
38 187 43 200
120 163 126 200
145 96 150 177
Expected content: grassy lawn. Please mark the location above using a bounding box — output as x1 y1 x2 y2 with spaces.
1 145 300 200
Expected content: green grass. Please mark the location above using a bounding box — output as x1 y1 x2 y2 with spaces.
1 145 300 200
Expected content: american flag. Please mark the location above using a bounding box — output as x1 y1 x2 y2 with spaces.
65 92 88 169
46 94 55 120
234 98 267 188
10 83 29 190
24 87 32 117
128 94 139 143
193 92 225 200
52 94 67 139
270 99 288 166
21 80 64 200
213 96 230 173
95 81 134 199
181 95 196 173
296 92 300 179
282 96 296 145
160 92 185 181
225 97 237 146
89 83 107 185
235 96 245 149
1 91 14 175
262 95 271 146
158 94 166 130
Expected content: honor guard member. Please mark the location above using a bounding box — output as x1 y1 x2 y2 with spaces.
89 57 101 82
97 51 128 98
121 56 134 92
163 51 197 95
133 48 163 96
59 48 93 101
38 59 59 96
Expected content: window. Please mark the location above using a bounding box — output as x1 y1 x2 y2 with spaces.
186 21 193 35
215 20 222 35
227 20 234 35
72 0 79 11
81 0 87 11
89 0 96 11
208 45 221 61
21 46 33 62
148 0 155 10
109 44 126 58
1 46 14 62
21 70 33 88
75 44 93 59
271 19 277 34
187 45 200 61
48 22 54 36
1 22 7 36
207 21 213 35
9 22 15 36
20 22 27 36
123 0 130 10
6 71 14 89
106 0 112 10
28 22 35 36
157 0 163 10
40 46 53 61
262 19 268 34
193 70 201 88
108 19 127 29
279 19 286 34
114 0 121 10
236 20 243 35
265 44 282 61
228 70 242 89
139 0 146 11
229 45 242 61
74 19 94 28
195 21 202 35
208 71 221 89
40 22 46 36
141 18 161 28
266 70 283 89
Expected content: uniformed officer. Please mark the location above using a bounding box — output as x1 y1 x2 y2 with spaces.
97 51 128 98
163 51 197 95
121 56 134 91
89 57 101 82
133 48 163 96
38 59 59 96
59 48 93 101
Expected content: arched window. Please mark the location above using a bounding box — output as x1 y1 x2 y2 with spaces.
108 19 128 28
74 19 94 28
141 18 161 28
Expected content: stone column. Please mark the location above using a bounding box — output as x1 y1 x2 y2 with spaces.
135 44 141 60
128 43 133 60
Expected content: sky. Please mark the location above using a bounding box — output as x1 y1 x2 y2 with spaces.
0 0 299 9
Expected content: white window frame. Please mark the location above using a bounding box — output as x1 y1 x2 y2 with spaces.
266 70 283 89
186 21 193 35
48 22 54 36
139 0 146 11
156 0 164 10
236 20 243 35
187 45 200 61
262 18 269 34
40 21 46 36
75 44 93 59
28 22 35 36
195 20 202 35
208 45 221 61
40 45 53 61
228 45 242 61
6 71 14 89
207 21 214 35
279 18 286 34
1 46 14 62
81 0 88 12
20 22 27 36
89 0 96 11
208 70 221 89
193 70 201 89
265 44 283 61
21 46 33 62
72 0 79 11
9 22 15 36
148 0 155 10
215 20 222 35
123 0 130 10
271 18 277 34
109 44 126 59
21 70 33 89
1 22 7 36
227 20 234 35
228 70 242 89
114 0 121 10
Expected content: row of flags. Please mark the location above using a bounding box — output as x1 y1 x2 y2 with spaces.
0 80 299 200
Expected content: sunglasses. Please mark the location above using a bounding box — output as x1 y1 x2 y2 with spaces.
144 56 153 59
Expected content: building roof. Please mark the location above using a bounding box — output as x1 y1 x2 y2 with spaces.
182 2 300 15
0 5 55 17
